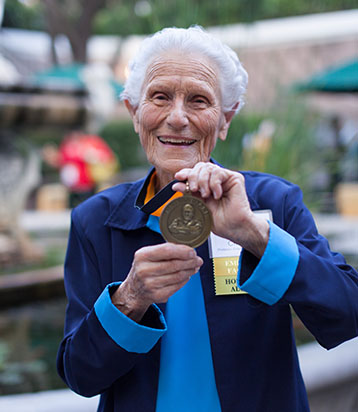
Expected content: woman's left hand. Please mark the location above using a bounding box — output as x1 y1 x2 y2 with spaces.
173 162 269 258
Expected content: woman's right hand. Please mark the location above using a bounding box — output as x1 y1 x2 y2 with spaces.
111 243 203 322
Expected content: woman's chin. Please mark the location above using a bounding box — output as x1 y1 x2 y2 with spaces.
156 158 197 174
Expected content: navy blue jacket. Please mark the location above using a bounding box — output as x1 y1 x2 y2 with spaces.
57 169 358 412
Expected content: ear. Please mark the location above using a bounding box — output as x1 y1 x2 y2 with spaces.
124 99 139 133
218 103 239 142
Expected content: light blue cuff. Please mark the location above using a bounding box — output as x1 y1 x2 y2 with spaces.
94 282 167 353
238 221 299 305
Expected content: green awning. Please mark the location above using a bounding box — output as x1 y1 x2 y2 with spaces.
33 64 124 97
33 63 85 90
296 60 358 93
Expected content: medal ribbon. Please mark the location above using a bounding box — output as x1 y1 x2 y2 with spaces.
137 160 218 216
135 169 183 216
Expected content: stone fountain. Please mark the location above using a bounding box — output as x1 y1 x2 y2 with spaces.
0 134 42 267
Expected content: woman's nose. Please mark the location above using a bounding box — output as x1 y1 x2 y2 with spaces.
166 99 189 129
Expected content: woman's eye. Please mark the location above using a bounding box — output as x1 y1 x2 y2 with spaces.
192 96 209 106
152 93 168 102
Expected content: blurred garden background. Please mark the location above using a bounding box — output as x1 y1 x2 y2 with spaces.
0 1 357 411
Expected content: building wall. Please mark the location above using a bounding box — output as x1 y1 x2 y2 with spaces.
236 36 357 112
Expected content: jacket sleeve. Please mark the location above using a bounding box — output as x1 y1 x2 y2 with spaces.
56 208 166 397
239 183 358 350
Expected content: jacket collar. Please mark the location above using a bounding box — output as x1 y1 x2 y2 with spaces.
104 173 151 231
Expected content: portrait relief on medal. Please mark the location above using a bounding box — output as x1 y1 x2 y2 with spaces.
160 195 212 248
169 203 203 236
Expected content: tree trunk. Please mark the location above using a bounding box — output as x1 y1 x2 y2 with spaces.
42 0 107 64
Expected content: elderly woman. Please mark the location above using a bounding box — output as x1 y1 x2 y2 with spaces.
57 27 358 412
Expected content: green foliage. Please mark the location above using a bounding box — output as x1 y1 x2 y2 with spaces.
92 0 262 36
98 119 149 171
2 0 44 30
213 95 320 208
23 127 64 147
4 0 357 34
93 0 358 35
259 101 317 195
261 0 358 20
18 127 65 182
212 112 263 168
94 2 153 36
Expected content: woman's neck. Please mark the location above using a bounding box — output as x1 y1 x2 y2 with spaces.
155 169 175 193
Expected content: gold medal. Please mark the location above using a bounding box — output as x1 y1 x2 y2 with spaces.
160 182 212 248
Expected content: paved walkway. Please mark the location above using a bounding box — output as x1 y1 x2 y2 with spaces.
20 210 71 233
0 388 99 411
20 209 358 257
313 213 358 255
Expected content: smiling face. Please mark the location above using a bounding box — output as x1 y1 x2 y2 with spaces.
125 51 235 190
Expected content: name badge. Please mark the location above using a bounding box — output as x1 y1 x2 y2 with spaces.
209 210 272 296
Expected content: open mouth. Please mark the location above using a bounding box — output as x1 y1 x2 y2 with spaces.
158 136 196 146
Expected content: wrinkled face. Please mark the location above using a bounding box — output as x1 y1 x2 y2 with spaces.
126 51 234 185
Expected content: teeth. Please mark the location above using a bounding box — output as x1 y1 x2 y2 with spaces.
158 137 196 145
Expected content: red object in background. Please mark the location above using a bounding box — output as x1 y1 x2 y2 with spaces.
58 133 117 192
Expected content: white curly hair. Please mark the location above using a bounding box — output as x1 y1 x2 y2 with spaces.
120 26 248 115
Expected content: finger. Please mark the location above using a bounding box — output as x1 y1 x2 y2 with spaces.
135 243 197 262
135 264 201 304
147 266 200 289
209 168 227 199
175 163 206 193
172 181 187 193
196 164 212 198
174 168 192 181
186 162 219 198
137 255 203 278
153 277 192 303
